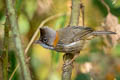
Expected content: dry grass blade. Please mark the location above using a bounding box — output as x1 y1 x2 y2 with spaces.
9 64 19 80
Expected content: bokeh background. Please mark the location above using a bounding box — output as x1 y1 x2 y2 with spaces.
0 0 120 80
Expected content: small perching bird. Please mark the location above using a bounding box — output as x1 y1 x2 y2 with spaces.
35 26 116 53
35 26 116 63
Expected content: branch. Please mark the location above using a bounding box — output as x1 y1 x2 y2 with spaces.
69 0 81 26
100 0 110 13
62 54 74 80
62 0 81 80
2 16 9 80
5 0 32 80
0 57 3 80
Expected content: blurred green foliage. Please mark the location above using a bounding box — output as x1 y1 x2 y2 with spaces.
93 0 120 16
0 0 120 80
8 51 19 80
75 55 90 64
75 73 91 80
18 14 30 34
113 44 120 56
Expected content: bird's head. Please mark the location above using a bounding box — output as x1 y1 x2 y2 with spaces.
35 26 59 49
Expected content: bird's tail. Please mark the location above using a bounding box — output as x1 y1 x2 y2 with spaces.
92 31 116 35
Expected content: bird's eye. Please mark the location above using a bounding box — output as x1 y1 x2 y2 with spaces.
43 38 47 42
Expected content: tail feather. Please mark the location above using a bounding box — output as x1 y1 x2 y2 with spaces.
92 31 116 35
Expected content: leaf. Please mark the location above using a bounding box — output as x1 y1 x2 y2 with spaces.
104 12 120 46
106 13 118 26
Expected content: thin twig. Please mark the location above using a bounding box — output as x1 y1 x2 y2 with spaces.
100 0 110 13
69 0 81 26
9 13 65 80
9 64 19 80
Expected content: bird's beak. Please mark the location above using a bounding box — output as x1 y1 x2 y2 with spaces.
34 40 41 44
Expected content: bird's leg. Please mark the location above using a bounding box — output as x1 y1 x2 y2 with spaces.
64 53 79 67
68 54 79 65
63 53 74 67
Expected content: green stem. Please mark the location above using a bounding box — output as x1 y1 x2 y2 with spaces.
62 0 81 80
0 58 3 80
69 0 81 26
2 17 9 80
5 0 32 80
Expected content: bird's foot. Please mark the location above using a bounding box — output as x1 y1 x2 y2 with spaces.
63 54 79 67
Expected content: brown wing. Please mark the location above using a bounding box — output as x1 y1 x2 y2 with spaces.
70 26 94 41
57 26 94 44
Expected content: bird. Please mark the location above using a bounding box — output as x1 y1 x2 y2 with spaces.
35 26 116 64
